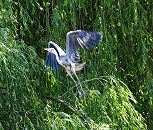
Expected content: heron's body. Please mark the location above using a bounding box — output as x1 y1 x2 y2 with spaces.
45 42 86 74
45 30 102 97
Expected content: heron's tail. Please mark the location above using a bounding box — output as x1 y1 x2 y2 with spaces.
75 62 86 72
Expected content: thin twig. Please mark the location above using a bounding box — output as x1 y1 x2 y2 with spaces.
61 76 110 97
42 95 77 113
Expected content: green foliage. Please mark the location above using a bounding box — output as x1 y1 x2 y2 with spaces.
1 0 153 129
80 76 146 129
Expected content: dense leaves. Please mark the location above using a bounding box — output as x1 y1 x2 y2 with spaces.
0 0 153 129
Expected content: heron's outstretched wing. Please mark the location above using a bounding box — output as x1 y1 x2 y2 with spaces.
45 52 60 72
45 41 66 72
66 30 102 63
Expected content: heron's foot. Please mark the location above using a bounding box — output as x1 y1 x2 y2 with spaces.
77 89 86 98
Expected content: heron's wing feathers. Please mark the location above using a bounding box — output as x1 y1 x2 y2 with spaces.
45 52 60 72
46 52 60 72
74 31 102 48
46 41 66 72
66 30 102 62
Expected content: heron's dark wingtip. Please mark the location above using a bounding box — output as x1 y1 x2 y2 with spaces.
45 52 61 73
85 31 103 48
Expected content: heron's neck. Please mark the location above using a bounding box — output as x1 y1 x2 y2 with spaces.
53 50 62 65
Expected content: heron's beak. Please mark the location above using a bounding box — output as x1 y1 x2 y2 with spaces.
44 48 50 51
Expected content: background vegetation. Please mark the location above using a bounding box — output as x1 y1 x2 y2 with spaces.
0 0 153 129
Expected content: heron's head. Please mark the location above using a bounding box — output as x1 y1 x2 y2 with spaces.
44 48 56 53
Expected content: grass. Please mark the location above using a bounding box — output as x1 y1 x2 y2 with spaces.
0 0 153 129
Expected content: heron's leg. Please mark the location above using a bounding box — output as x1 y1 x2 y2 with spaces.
66 69 85 97
66 70 77 84
73 70 85 97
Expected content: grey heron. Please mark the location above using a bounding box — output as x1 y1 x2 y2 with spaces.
44 30 102 97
